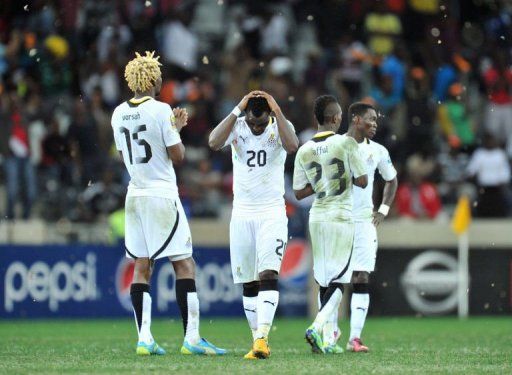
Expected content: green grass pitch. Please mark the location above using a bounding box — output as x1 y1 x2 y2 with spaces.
1 317 511 374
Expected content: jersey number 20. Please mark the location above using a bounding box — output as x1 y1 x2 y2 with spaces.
305 158 346 198
120 125 152 164
247 150 266 167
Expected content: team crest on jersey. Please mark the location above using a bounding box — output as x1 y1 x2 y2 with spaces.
367 154 374 166
186 237 192 248
267 133 278 147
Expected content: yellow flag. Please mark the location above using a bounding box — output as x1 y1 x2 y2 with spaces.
451 195 471 235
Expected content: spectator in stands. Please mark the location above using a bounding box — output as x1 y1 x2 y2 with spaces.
396 154 442 219
2 93 37 220
467 133 511 217
67 98 101 186
364 2 402 56
481 52 512 155
437 82 475 150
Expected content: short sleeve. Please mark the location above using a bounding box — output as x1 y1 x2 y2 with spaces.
377 147 397 181
161 105 182 147
349 146 367 179
110 110 123 151
293 150 309 190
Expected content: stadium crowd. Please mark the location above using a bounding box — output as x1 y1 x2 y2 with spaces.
0 0 511 224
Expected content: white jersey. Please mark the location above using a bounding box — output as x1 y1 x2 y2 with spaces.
111 96 182 199
224 116 293 216
293 132 367 223
341 134 397 221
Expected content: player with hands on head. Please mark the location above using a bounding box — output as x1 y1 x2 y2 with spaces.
111 51 226 357
209 90 298 359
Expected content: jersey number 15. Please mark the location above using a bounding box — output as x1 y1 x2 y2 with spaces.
120 125 153 164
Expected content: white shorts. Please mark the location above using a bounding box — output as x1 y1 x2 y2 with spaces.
309 221 354 287
125 196 193 261
229 214 288 284
351 221 378 272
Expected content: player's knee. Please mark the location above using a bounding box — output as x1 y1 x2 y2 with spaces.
243 281 260 297
352 271 369 284
133 259 152 282
259 269 278 281
172 257 195 278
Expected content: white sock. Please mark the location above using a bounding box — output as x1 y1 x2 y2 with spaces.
323 307 339 346
312 288 342 332
350 293 369 341
185 292 201 344
136 292 154 344
256 290 279 339
243 296 258 340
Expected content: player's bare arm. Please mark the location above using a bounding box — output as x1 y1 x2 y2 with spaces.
259 91 299 154
354 174 368 189
372 176 398 226
294 184 315 200
167 107 188 164
208 91 260 150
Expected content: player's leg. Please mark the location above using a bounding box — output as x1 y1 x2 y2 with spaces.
251 216 287 359
242 280 260 341
149 198 225 355
347 221 376 353
306 282 344 353
229 215 259 358
125 196 165 356
131 258 165 355
306 221 354 353
347 271 370 352
321 285 342 353
171 256 226 355
173 257 200 344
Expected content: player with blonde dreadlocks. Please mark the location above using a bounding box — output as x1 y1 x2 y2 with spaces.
111 51 227 356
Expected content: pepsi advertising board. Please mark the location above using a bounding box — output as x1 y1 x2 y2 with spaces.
0 240 310 318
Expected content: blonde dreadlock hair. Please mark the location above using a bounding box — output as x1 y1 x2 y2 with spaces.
124 51 162 93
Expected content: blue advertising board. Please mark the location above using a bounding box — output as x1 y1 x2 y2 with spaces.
0 241 310 318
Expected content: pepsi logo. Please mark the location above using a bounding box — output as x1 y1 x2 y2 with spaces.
280 239 310 282
115 258 135 311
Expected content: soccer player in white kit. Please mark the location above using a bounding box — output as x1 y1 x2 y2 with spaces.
209 91 298 359
293 95 368 354
111 51 225 356
325 102 398 353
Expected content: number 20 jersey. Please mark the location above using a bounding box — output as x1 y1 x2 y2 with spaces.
111 97 182 199
224 116 293 216
293 132 367 222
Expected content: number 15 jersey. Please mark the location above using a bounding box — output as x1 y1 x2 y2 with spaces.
293 132 366 222
111 96 182 199
223 116 294 216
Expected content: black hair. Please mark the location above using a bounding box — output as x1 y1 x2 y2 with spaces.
348 102 375 123
246 97 271 117
313 95 339 125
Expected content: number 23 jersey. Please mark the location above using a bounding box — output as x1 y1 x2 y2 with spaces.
293 132 366 222
224 116 293 216
111 97 182 199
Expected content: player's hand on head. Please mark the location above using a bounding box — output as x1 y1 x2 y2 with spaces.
256 91 280 113
372 212 386 227
237 91 260 111
173 107 188 131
